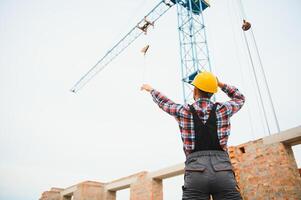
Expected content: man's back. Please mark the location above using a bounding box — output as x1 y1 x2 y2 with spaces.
149 83 245 155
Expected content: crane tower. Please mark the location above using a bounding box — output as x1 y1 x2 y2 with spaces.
173 0 211 103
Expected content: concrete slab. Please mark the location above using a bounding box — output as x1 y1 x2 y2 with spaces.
149 163 184 180
263 125 301 146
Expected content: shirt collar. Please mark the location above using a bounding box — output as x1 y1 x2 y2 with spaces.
196 97 211 102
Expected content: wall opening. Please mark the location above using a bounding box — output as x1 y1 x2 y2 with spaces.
163 175 183 199
239 146 245 154
116 188 130 200
62 195 73 200
292 144 301 176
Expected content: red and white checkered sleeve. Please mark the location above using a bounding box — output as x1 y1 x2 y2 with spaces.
150 89 189 118
220 84 245 117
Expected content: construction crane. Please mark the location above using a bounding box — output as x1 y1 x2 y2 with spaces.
70 0 281 135
70 0 211 103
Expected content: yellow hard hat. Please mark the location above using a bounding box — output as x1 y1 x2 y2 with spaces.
192 71 218 93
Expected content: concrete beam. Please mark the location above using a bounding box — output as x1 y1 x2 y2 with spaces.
263 126 301 146
149 163 184 180
105 176 137 191
61 185 77 197
50 188 64 192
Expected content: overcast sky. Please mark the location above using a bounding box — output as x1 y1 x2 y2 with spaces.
1 0 301 199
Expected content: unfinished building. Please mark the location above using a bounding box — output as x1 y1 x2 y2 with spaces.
40 126 301 200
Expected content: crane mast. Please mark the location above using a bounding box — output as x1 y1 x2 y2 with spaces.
174 0 211 103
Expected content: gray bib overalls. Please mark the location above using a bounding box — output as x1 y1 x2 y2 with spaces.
182 104 242 200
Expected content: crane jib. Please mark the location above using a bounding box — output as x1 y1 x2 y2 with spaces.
70 1 174 93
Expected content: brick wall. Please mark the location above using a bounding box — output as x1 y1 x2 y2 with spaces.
40 140 301 200
75 181 103 200
229 139 301 199
129 172 162 200
39 188 63 200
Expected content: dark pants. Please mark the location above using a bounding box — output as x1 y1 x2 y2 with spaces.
182 151 242 200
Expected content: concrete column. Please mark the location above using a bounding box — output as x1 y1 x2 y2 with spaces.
229 139 301 199
103 191 116 200
73 181 104 200
130 172 163 200
39 188 62 200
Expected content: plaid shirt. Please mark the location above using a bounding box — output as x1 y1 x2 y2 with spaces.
150 84 245 156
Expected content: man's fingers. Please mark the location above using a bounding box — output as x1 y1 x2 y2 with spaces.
140 84 146 91
140 84 152 92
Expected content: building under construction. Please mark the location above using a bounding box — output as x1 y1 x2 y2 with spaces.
40 126 301 200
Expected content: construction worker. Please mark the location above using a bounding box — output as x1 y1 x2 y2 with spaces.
141 71 245 199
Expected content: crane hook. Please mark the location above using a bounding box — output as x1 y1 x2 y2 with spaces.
141 45 150 56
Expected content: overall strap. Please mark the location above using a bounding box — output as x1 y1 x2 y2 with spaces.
189 103 223 152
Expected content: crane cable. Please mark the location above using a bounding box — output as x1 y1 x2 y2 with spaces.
235 0 274 135
231 0 266 137
238 0 280 134
141 45 149 83
227 0 256 140
236 5 263 191
140 20 154 83
249 28 281 134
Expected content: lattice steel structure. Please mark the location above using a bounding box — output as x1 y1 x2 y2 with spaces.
174 0 211 103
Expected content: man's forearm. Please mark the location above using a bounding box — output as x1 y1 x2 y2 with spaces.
218 81 225 88
220 83 245 101
151 89 183 117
